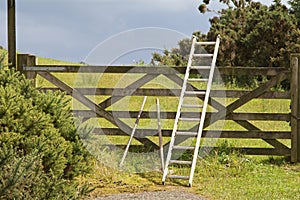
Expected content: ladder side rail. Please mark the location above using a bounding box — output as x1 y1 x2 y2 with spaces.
188 35 221 186
119 96 148 167
156 98 165 171
162 36 197 183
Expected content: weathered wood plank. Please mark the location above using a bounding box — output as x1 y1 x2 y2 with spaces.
26 66 185 74
222 90 290 99
37 71 157 148
98 144 291 156
238 148 290 156
93 128 290 139
17 54 28 73
40 88 290 99
291 55 300 162
73 110 290 121
27 56 37 86
17 54 37 86
8 0 16 68
216 67 289 76
24 65 289 76
228 113 290 121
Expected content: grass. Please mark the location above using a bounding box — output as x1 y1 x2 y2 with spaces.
2 50 299 199
193 149 300 200
0 49 8 67
80 142 300 200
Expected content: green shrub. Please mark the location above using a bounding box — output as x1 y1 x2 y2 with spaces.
0 65 92 199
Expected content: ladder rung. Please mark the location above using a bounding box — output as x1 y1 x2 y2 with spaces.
173 145 195 150
170 160 192 165
185 91 206 95
181 104 203 108
193 54 213 57
176 131 198 136
179 117 201 121
168 175 189 180
196 41 216 45
188 78 208 82
190 66 211 70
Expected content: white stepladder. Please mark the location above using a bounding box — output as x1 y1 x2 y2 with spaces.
119 96 148 167
156 98 164 171
162 35 220 187
119 97 165 170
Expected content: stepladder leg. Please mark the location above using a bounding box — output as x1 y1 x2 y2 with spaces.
119 96 148 167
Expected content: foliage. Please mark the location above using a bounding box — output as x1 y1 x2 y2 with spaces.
151 39 191 66
0 53 4 64
205 1 299 67
289 0 300 26
203 1 300 87
199 0 252 13
151 32 209 67
152 1 300 87
0 61 92 199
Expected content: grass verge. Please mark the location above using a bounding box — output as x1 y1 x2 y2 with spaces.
84 141 300 200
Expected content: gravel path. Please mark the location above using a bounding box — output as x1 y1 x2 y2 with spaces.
95 190 207 200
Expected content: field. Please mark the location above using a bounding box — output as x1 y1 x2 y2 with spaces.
4 53 300 199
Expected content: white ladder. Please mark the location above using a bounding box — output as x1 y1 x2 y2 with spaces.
162 35 220 187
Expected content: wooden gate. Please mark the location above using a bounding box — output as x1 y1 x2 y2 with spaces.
19 53 300 162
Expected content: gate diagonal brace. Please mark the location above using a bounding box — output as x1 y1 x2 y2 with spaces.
38 71 157 149
291 114 300 120
99 74 159 109
235 120 290 151
164 71 290 149
205 71 290 128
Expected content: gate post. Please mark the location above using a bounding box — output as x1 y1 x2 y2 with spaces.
17 54 37 87
291 54 300 162
7 0 16 68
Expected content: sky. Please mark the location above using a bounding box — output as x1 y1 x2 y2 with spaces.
0 0 290 63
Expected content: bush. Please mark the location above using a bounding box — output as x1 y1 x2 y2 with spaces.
205 2 300 88
0 64 93 199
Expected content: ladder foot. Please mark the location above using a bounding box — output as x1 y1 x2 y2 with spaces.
162 181 165 185
188 183 192 187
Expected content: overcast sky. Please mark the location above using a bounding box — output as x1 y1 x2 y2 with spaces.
0 0 290 63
